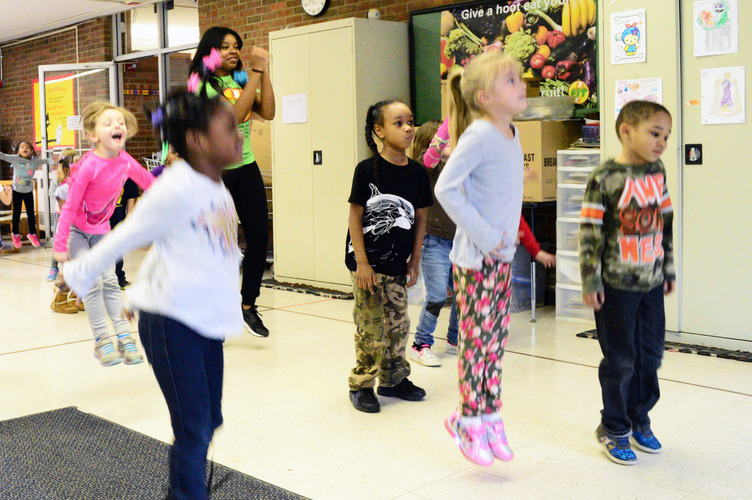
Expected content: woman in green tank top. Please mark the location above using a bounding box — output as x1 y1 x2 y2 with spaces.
190 26 275 337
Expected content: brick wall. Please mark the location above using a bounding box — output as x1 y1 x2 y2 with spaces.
199 0 457 50
0 18 112 168
122 57 162 165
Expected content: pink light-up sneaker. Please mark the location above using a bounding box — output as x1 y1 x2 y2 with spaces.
444 411 494 466
485 418 514 461
27 233 40 247
12 233 22 248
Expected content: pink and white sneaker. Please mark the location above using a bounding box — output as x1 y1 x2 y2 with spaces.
27 233 40 247
444 411 494 466
11 233 22 248
485 417 514 461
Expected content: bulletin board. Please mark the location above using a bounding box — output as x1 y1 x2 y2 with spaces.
410 0 599 124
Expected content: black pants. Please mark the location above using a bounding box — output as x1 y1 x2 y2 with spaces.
109 205 126 281
595 284 665 437
222 162 268 307
12 189 36 235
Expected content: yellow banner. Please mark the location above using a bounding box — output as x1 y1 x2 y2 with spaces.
33 74 76 149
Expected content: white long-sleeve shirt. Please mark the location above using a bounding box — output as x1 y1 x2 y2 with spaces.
64 160 244 340
434 119 524 269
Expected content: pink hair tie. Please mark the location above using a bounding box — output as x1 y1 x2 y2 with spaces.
187 72 200 93
203 48 223 73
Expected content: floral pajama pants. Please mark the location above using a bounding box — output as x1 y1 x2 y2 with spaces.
453 258 512 417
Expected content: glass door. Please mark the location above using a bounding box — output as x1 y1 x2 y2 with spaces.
36 63 117 246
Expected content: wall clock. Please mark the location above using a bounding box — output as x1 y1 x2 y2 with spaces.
302 0 330 17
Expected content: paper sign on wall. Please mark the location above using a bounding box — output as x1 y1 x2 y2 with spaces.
282 94 307 124
694 0 738 57
67 115 82 131
701 66 745 125
615 78 662 116
611 9 646 65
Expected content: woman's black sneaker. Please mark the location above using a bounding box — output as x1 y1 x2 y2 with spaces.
242 306 269 337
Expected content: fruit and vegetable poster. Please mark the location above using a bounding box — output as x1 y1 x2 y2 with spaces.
694 0 738 57
701 66 745 125
610 9 646 65
440 0 598 112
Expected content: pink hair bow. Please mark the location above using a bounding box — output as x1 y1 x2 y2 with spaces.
203 48 223 73
187 72 200 93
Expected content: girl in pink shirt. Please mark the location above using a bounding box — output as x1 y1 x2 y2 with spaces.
54 102 154 367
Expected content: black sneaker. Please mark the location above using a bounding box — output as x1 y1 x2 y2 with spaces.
377 378 426 401
119 279 131 290
242 306 269 337
349 388 380 413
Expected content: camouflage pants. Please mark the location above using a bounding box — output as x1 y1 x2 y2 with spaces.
348 272 411 391
453 258 512 416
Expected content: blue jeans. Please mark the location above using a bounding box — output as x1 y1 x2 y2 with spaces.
138 312 224 500
414 234 458 346
595 284 665 437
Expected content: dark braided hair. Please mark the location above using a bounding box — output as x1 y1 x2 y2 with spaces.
364 99 398 189
145 90 225 164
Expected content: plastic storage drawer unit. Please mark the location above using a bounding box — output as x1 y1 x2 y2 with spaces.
556 284 593 322
558 166 595 185
556 217 581 253
557 149 601 169
556 251 582 286
557 184 587 218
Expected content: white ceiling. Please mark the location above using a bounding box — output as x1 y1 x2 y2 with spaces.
0 0 197 45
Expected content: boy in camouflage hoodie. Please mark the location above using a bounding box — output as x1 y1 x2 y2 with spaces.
579 101 675 466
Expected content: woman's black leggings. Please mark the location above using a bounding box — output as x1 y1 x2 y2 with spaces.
222 162 268 307
12 189 36 235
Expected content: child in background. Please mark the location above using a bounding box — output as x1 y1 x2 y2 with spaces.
48 149 79 281
408 119 459 368
346 99 433 414
58 89 244 500
53 102 154 367
0 185 11 251
109 179 140 289
579 100 675 465
435 53 528 466
150 145 179 178
0 141 54 249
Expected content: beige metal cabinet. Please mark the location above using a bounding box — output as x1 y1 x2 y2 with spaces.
270 18 409 291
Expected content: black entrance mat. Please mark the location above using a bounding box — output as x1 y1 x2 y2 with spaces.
577 330 752 362
261 278 353 300
0 407 308 500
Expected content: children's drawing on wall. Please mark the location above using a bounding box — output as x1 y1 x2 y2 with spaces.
701 66 745 125
610 9 646 65
615 78 662 116
694 0 738 57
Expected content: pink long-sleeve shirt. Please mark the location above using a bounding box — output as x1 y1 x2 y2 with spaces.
54 150 155 253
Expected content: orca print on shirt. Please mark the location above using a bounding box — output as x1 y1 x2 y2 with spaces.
348 183 416 272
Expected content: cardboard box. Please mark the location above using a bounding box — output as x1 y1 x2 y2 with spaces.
514 119 582 202
250 119 272 183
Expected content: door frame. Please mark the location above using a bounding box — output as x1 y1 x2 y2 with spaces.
37 62 118 246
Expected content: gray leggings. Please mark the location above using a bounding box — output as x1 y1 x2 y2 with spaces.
68 226 131 340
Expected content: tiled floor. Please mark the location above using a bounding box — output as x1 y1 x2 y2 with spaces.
2 245 751 499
